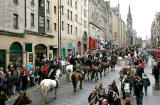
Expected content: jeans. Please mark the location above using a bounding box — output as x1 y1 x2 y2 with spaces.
144 87 147 95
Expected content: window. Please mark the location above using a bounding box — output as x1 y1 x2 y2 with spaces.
68 0 69 5
70 0 72 7
13 0 18 5
75 14 77 22
13 14 18 28
68 24 70 34
75 2 77 9
71 25 72 34
39 16 45 27
39 0 45 8
67 9 69 19
84 0 87 6
54 6 56 14
31 0 35 6
54 23 56 31
70 11 72 21
47 19 50 30
62 21 64 30
75 27 77 35
31 13 34 26
47 1 50 11
61 6 64 15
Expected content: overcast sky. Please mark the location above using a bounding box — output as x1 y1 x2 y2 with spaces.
105 0 160 40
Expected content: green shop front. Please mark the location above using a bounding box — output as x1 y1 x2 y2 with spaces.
61 43 74 58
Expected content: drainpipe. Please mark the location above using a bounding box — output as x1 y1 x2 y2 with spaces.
58 0 61 58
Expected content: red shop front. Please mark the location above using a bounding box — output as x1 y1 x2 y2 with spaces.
89 37 97 51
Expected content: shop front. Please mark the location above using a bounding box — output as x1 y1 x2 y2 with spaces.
9 42 23 66
35 44 47 60
68 43 73 56
89 37 97 51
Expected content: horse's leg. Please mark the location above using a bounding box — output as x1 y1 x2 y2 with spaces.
41 87 45 105
54 88 57 99
87 71 90 80
96 73 98 81
79 80 83 89
104 67 105 76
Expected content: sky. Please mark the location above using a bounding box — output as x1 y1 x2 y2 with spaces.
105 0 160 40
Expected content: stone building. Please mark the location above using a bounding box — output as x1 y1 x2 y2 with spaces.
0 0 58 70
88 0 104 50
60 0 88 58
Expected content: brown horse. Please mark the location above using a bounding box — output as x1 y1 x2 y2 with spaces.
82 66 91 80
100 62 110 75
13 91 32 105
91 66 102 82
71 72 84 93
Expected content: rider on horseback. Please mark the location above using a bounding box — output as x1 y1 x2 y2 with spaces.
75 60 84 76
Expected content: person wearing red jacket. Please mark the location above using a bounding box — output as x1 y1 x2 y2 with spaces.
42 64 49 79
142 61 145 69
21 66 29 90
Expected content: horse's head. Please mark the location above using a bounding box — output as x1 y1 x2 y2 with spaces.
14 91 32 105
56 69 62 78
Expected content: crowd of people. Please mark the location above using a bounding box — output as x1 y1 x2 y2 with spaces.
87 48 156 105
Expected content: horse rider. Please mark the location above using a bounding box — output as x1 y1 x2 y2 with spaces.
75 60 84 76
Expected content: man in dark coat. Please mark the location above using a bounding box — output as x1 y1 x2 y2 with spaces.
134 78 143 105
70 56 76 71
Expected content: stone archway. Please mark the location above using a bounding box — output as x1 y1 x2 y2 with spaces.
77 41 82 54
83 31 88 51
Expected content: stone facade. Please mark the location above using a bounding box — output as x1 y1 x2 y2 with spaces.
60 0 88 57
0 0 58 69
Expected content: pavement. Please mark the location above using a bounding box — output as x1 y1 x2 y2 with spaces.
6 58 160 105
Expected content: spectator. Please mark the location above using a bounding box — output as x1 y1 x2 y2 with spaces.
97 89 107 105
61 59 66 74
88 89 98 105
102 99 109 105
7 72 14 97
21 66 29 91
111 80 119 95
142 74 150 96
95 83 105 94
2 73 7 94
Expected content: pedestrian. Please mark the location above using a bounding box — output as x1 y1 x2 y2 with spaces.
134 78 143 105
136 64 144 79
88 89 98 105
97 89 107 105
61 59 66 74
95 83 105 94
142 74 150 96
0 86 8 105
125 98 131 105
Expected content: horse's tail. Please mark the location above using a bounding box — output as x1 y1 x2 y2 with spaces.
71 74 76 88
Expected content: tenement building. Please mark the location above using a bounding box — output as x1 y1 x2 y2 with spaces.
60 0 88 58
0 0 58 69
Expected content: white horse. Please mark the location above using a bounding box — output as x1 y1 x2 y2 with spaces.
66 62 73 81
117 56 122 65
40 69 62 105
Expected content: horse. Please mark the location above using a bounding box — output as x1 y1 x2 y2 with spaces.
71 71 84 93
100 61 110 75
40 69 62 104
82 66 91 80
13 91 32 105
117 56 123 66
66 62 73 81
91 65 101 82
